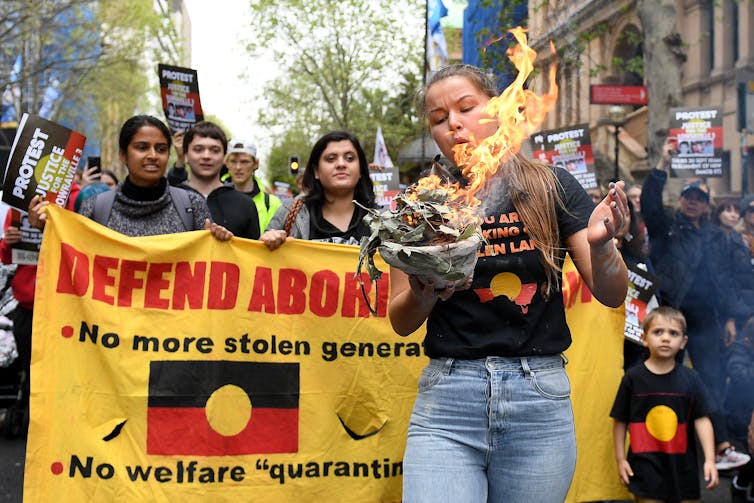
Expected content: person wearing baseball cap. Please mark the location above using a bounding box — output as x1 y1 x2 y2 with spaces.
675 179 712 227
641 137 751 471
680 179 710 200
226 138 282 232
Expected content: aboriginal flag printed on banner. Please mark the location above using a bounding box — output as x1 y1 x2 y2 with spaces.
147 360 299 456
628 393 689 455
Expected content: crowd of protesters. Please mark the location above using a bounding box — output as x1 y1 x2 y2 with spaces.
641 137 754 471
0 100 753 500
606 134 754 499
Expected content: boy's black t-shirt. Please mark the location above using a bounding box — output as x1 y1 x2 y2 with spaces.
610 363 711 501
423 168 593 358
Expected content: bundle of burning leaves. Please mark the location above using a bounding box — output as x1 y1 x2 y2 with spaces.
356 171 483 285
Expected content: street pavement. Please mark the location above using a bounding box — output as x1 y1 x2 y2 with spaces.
0 429 737 502
0 434 24 502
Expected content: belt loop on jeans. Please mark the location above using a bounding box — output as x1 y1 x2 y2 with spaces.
520 357 532 377
441 357 454 375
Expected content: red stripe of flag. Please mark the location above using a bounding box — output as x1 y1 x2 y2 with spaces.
629 421 687 454
147 407 298 456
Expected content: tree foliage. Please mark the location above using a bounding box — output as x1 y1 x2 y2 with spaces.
245 0 424 179
636 0 684 165
1 0 183 167
472 1 646 87
261 71 423 188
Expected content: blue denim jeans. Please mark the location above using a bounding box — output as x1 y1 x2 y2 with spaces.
402 355 576 503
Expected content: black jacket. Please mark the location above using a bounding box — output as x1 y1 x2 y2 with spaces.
725 228 754 322
640 168 734 318
179 183 260 240
724 341 754 428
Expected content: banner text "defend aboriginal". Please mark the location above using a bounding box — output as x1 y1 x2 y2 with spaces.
55 243 387 317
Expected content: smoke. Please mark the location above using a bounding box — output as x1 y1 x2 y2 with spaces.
472 167 511 219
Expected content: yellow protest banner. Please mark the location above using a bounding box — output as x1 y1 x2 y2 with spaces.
563 256 631 502
25 207 630 502
25 206 425 502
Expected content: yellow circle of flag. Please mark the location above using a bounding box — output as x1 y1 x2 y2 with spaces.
645 405 678 442
490 272 522 299
205 384 252 436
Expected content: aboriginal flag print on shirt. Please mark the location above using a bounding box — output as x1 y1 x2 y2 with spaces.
628 395 687 454
147 360 299 456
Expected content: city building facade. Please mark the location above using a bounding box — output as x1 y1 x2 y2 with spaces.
529 0 754 198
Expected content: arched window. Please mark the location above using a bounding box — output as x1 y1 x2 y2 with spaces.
610 24 644 112
612 24 644 87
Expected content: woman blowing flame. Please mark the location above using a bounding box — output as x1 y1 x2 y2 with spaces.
389 64 628 502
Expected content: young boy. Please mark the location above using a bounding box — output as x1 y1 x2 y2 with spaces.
611 306 719 502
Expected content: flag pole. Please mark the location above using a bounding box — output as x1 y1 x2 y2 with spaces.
423 0 429 89
421 0 429 169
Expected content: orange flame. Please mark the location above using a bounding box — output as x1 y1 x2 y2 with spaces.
455 27 558 200
408 28 557 218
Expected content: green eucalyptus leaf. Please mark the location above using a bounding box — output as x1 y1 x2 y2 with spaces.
400 225 426 243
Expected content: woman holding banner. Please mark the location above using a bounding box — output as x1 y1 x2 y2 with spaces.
29 115 231 241
387 64 629 502
260 130 375 248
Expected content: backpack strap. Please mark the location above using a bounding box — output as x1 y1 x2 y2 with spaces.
92 190 117 226
264 192 270 211
168 186 194 231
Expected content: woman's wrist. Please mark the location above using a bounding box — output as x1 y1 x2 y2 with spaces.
590 240 618 258
407 279 438 311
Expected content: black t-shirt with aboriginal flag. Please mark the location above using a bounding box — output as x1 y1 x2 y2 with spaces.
610 363 710 501
423 168 593 358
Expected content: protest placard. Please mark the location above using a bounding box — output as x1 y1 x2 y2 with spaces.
624 264 658 345
668 106 724 177
371 127 400 209
0 113 84 264
370 166 400 210
158 64 204 133
530 123 597 190
1 113 85 211
6 208 42 264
